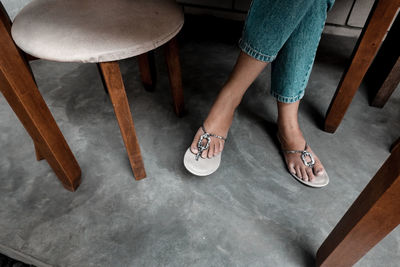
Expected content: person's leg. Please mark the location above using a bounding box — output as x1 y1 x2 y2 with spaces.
190 52 267 158
190 0 327 159
273 0 335 182
277 101 325 182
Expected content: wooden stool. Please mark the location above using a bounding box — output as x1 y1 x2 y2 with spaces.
11 0 185 180
324 0 400 133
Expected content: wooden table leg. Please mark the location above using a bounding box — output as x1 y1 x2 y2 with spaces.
370 57 400 108
164 37 184 117
368 13 400 108
0 7 81 192
98 61 146 180
137 52 156 92
316 144 400 266
324 0 400 133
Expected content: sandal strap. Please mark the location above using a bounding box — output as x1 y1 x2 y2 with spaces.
283 143 309 154
201 125 227 141
283 143 315 168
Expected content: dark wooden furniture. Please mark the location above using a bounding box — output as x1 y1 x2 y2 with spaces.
165 38 185 117
324 0 400 133
0 4 81 191
391 137 400 152
316 140 400 266
6 0 185 181
368 13 400 108
98 62 147 179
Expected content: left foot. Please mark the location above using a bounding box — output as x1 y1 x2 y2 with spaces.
278 127 326 182
190 85 238 159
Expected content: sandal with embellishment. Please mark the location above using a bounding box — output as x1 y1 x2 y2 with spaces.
278 135 329 188
183 125 227 176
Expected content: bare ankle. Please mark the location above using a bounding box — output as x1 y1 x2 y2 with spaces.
278 123 301 137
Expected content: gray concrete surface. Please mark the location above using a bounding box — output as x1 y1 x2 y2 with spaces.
1 19 400 266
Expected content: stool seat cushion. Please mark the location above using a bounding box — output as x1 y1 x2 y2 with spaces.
11 0 184 63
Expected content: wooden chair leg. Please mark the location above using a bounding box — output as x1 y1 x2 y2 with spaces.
324 0 399 133
0 70 81 191
98 61 146 180
137 52 156 91
0 2 11 33
316 144 400 266
164 37 184 117
0 11 81 192
368 13 400 108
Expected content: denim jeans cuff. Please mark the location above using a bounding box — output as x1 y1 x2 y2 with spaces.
270 90 304 103
238 39 276 62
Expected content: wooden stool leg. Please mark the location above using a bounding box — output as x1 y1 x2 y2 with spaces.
316 145 400 266
98 61 146 180
324 0 399 133
0 10 81 192
137 52 156 91
96 63 109 95
164 37 184 117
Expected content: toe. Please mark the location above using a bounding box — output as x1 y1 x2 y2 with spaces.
208 142 215 158
190 140 198 154
313 159 325 176
213 140 224 157
296 166 302 179
306 168 315 182
190 128 202 154
214 143 220 156
301 167 308 181
288 163 296 175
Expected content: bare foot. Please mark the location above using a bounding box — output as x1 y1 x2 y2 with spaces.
190 87 238 158
278 127 326 182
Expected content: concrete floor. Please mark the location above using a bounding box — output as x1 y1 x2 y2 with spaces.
1 17 400 267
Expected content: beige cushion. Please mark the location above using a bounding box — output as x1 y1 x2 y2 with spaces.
11 0 184 63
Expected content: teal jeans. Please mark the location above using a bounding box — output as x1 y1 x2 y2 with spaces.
239 0 335 103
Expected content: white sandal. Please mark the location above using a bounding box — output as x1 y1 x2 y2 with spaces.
282 143 329 188
183 125 227 176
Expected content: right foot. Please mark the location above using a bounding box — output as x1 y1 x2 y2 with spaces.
277 127 326 183
190 90 237 158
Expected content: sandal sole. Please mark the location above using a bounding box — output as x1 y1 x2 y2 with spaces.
183 148 221 176
290 172 329 188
